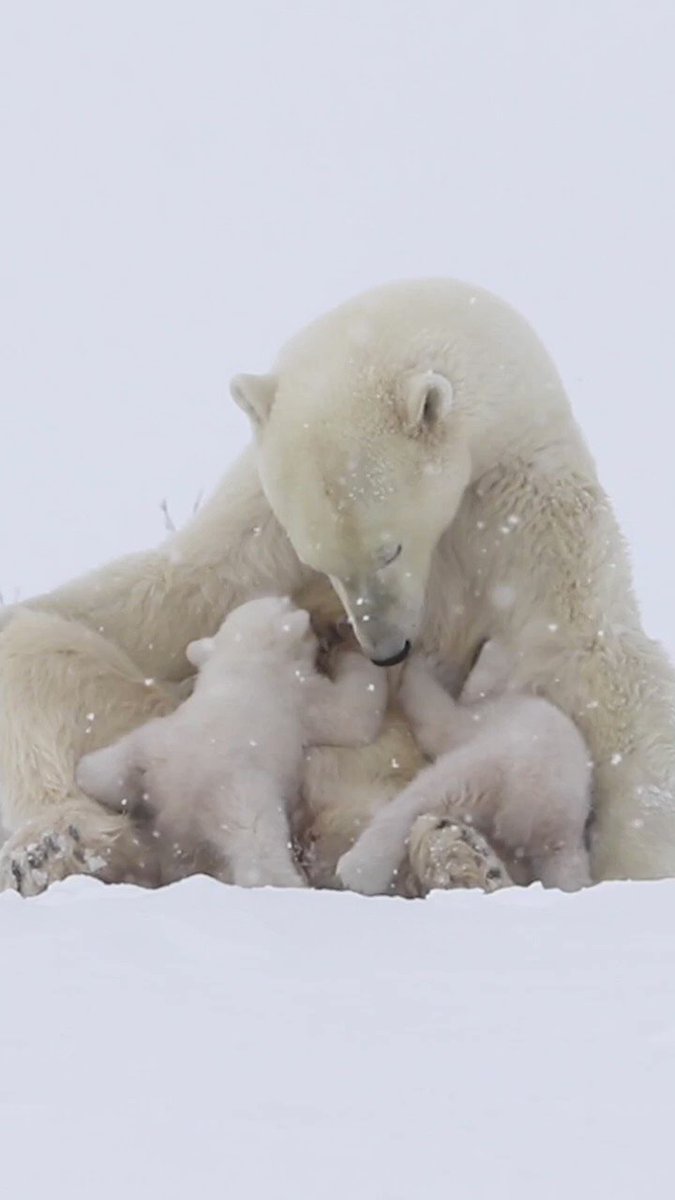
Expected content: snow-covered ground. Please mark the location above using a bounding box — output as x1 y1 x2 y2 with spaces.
2 3 675 1197
2 875 675 1199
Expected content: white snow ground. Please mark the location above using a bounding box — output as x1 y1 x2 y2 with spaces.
2 4 675 1197
2 875 675 1199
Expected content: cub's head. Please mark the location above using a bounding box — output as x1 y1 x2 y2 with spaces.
231 360 470 666
186 596 316 672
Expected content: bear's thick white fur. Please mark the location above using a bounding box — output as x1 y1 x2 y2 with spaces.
337 643 592 897
1 277 674 895
75 596 386 889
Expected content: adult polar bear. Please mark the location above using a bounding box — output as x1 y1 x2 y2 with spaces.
1 278 674 894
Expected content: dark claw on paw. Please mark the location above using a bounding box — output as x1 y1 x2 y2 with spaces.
26 845 47 870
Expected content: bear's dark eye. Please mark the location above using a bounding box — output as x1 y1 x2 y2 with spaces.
379 543 402 569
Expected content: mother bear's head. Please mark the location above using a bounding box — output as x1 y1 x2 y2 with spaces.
230 279 569 665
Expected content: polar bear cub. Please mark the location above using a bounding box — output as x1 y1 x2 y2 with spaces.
77 596 387 889
338 642 593 896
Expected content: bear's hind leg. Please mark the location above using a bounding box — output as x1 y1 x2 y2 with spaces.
337 750 512 897
0 609 180 895
407 814 512 895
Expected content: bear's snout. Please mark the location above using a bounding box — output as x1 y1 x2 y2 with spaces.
370 640 411 668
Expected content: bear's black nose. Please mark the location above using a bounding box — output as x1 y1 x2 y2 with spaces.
371 640 411 668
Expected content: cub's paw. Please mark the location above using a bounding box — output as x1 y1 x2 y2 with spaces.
259 862 308 889
408 814 512 896
337 838 400 897
399 651 459 701
460 638 515 702
230 857 307 889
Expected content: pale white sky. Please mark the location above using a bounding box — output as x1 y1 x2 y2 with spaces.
1 1 674 647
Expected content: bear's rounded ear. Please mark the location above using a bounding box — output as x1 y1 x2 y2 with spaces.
399 371 454 436
230 373 277 428
186 636 216 669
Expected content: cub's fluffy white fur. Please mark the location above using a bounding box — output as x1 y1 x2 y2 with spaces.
77 597 386 889
338 642 592 896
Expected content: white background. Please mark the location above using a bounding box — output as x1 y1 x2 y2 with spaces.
1 1 674 650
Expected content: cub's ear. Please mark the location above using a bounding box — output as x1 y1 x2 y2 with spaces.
398 371 454 435
186 636 216 669
230 373 277 428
